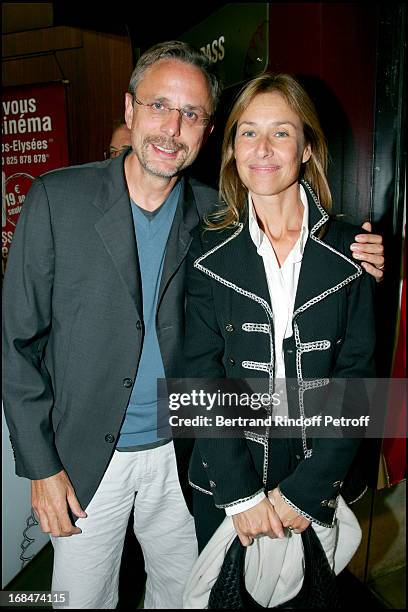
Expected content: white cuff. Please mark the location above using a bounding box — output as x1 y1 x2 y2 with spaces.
224 491 266 516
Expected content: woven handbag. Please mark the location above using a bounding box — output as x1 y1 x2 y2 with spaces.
208 526 341 609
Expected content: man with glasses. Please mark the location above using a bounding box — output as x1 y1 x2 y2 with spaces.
3 41 384 609
106 122 132 159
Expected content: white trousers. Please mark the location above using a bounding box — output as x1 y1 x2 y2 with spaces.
51 442 198 609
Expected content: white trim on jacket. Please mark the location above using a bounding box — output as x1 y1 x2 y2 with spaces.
191 180 363 518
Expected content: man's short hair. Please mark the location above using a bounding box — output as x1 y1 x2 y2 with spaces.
128 40 222 114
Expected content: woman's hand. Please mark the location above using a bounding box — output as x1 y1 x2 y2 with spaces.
351 222 385 282
232 496 285 546
268 488 310 534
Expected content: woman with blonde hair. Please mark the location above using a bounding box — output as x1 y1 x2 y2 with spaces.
184 73 376 568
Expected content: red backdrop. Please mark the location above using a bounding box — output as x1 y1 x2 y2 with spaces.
2 82 69 271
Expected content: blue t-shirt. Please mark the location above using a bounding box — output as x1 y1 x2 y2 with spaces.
117 181 181 447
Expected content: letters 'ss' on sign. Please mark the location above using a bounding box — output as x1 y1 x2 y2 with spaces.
180 3 269 89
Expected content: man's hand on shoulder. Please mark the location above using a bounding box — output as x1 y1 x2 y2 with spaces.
350 221 385 282
31 470 87 537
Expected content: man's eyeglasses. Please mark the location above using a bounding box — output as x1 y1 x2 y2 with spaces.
134 98 211 128
104 145 129 159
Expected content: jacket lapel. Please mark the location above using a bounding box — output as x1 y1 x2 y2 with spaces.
157 177 200 308
195 221 272 315
293 180 362 318
194 180 362 321
94 152 143 318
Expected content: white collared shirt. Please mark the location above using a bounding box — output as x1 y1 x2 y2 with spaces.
225 185 309 517
248 184 309 379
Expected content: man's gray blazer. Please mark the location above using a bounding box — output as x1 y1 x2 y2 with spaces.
2 150 217 513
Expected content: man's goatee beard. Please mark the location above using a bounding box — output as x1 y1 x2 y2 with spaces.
138 137 189 178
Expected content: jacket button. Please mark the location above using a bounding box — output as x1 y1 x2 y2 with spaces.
336 338 343 345
123 378 133 388
320 499 328 507
225 324 234 332
105 434 115 443
295 454 301 460
286 349 294 354
332 480 343 488
202 461 209 468
229 358 235 366
136 321 142 331
209 480 217 488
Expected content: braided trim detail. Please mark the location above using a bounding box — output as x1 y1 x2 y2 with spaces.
302 378 330 391
300 340 331 352
215 488 265 510
189 480 213 496
194 223 275 486
245 431 270 485
294 181 362 319
294 322 312 458
347 485 368 505
278 486 336 528
244 431 268 446
242 360 273 373
194 224 274 320
242 323 271 334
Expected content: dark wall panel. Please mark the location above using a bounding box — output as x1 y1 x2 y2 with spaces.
2 26 133 165
267 3 378 223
